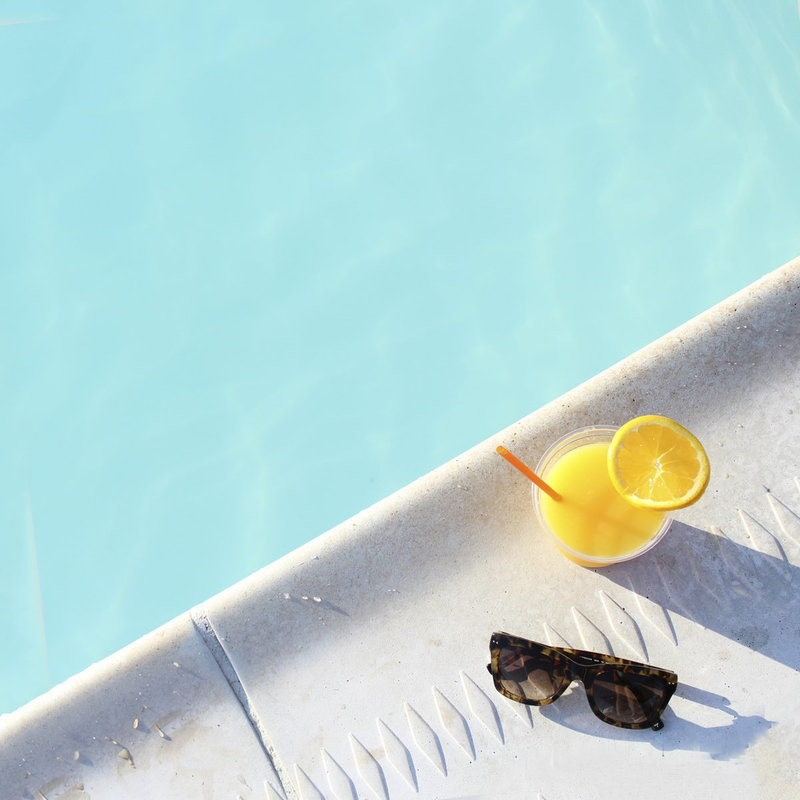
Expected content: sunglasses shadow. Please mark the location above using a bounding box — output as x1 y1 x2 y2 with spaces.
600 517 800 672
666 683 774 760
536 682 772 760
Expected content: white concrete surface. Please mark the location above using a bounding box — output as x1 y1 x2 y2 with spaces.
0 612 287 798
2 257 799 799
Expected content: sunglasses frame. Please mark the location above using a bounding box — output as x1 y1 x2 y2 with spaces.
488 631 678 731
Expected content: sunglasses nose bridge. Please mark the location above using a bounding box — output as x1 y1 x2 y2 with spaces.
560 653 597 687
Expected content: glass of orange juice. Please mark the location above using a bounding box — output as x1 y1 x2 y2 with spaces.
532 426 672 567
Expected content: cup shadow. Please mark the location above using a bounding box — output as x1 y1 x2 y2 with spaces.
601 514 800 671
534 502 800 757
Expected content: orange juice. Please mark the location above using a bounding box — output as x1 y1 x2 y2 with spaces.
533 427 670 566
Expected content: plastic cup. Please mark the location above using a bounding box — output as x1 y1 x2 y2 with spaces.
532 426 672 567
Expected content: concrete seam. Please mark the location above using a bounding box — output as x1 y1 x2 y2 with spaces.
190 607 297 800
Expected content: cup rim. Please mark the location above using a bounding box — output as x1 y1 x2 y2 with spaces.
532 426 672 566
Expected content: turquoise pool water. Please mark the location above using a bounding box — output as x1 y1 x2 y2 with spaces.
2 1 800 713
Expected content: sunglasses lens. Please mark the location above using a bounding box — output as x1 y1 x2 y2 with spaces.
591 667 668 726
496 646 567 703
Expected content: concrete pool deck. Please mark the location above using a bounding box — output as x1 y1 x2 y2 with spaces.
2 257 799 799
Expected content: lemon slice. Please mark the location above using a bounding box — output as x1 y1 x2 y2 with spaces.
607 415 710 510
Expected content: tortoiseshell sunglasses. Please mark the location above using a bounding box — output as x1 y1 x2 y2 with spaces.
488 632 678 731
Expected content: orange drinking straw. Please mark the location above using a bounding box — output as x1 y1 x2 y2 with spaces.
496 445 563 502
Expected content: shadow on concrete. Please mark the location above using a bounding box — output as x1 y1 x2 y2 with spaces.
603 511 800 671
537 496 800 756
539 678 773 760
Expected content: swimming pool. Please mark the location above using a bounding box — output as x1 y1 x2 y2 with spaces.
2 1 799 714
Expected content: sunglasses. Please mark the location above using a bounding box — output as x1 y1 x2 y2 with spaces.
487 632 678 730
